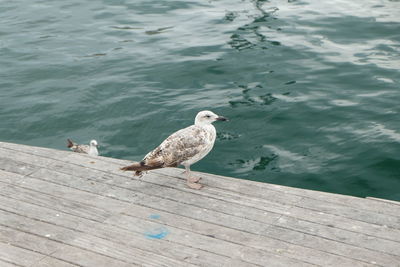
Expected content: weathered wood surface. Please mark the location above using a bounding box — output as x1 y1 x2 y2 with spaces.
0 141 399 267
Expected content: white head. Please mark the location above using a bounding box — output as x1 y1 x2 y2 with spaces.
88 139 99 156
194 110 228 126
89 140 98 147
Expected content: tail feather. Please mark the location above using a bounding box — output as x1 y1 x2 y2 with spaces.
120 162 143 171
120 160 163 176
67 139 75 148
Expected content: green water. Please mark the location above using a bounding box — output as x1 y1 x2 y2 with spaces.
1 0 400 200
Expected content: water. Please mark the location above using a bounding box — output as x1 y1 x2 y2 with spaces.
1 0 400 200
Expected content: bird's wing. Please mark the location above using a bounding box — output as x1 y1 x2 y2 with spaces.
73 144 90 154
143 125 210 167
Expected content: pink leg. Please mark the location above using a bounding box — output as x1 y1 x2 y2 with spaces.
184 166 203 189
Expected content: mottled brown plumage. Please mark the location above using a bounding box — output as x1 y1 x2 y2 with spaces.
121 111 228 189
121 125 213 173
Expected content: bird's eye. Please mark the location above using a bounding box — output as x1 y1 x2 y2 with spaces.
205 115 211 118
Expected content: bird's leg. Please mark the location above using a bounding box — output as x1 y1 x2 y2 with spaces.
185 166 203 190
134 171 145 180
185 166 201 183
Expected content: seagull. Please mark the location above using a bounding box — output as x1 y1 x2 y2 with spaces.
120 110 228 189
67 139 99 156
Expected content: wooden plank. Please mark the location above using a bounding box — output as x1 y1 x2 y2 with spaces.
2 191 300 266
49 246 135 267
19 143 400 223
116 204 398 267
0 185 258 266
117 202 399 266
1 170 274 239
367 197 400 206
158 168 400 214
0 213 133 267
0 208 79 245
48 246 133 267
0 190 257 267
0 259 23 267
284 205 400 242
0 242 44 267
143 171 400 242
0 210 194 267
111 209 367 267
0 169 25 187
3 154 399 250
26 166 400 258
0 178 303 267
155 168 400 218
27 168 136 209
0 172 336 266
153 167 304 204
120 195 399 265
296 197 400 230
99 214 312 267
64 151 305 208
0 224 62 256
73 157 400 243
3 144 399 227
0 144 303 210
0 225 78 267
132 169 298 214
32 257 79 267
273 212 400 256
0 182 121 223
23 155 400 244
2 141 399 214
0 141 71 159
25 165 284 227
3 172 400 266
0 156 39 176
74 223 259 267
61 153 400 229
0 147 61 170
20 169 400 266
69 233 198 267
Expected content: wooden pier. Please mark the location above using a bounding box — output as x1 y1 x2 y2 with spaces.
0 141 399 266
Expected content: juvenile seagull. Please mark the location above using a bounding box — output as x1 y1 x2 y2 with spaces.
121 110 228 189
67 139 99 156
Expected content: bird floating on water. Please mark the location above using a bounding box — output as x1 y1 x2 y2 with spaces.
120 110 228 189
67 139 99 156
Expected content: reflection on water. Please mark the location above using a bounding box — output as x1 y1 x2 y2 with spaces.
322 123 400 144
145 26 174 35
229 154 279 174
228 1 281 51
1 0 400 200
217 131 240 141
229 83 278 107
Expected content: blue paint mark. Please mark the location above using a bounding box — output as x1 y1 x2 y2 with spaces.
145 227 169 239
149 214 161 220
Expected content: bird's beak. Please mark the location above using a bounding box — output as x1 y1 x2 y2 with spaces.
216 116 228 121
